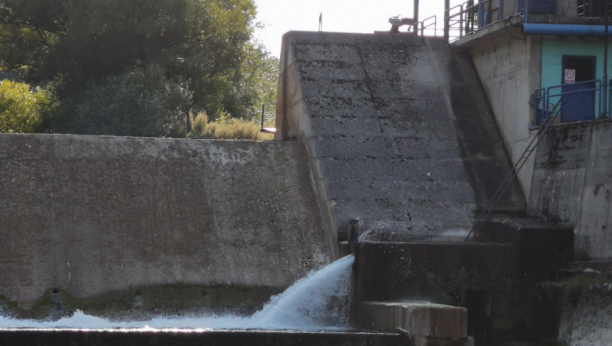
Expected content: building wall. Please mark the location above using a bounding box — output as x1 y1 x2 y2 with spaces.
530 121 612 260
469 28 540 201
541 39 612 118
0 134 331 310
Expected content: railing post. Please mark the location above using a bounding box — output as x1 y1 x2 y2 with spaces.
444 0 450 41
460 4 464 37
543 89 549 123
604 78 609 119
499 0 504 20
414 0 420 33
261 103 265 131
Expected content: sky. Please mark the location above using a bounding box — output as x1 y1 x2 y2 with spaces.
253 0 456 57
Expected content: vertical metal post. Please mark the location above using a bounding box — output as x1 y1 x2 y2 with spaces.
604 0 609 118
444 0 450 41
261 103 265 131
414 0 420 32
460 4 464 37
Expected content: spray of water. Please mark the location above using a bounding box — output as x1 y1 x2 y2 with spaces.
251 254 354 329
0 255 355 331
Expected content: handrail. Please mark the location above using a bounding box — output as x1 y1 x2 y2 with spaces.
467 76 612 242
443 0 527 42
260 103 277 133
416 15 437 36
543 79 602 123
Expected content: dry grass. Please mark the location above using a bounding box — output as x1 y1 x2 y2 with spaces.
188 113 274 140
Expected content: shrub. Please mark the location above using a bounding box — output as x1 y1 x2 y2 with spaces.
188 112 273 140
0 80 50 133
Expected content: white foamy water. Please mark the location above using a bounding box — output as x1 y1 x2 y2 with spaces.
0 255 354 331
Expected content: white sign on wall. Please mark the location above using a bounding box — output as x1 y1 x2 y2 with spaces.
565 69 576 84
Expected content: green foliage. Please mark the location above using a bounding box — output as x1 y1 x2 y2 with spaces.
0 79 49 133
55 65 191 137
0 0 278 136
222 41 279 120
188 112 273 140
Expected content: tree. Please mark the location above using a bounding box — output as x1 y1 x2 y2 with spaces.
55 65 191 137
0 79 50 133
0 0 277 136
222 41 279 120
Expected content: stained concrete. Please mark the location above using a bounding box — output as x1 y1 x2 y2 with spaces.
357 302 468 345
276 32 525 247
529 120 612 260
352 235 573 344
0 330 407 346
538 280 612 346
0 134 331 314
466 28 541 201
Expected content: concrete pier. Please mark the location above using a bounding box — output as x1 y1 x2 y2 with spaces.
357 302 470 346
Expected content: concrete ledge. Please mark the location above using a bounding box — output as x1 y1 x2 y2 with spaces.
357 302 467 344
0 330 407 346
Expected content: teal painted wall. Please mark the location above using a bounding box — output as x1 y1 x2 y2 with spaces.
541 40 612 117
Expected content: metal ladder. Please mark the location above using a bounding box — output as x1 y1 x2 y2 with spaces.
464 96 569 242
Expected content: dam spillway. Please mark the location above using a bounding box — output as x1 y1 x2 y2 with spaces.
0 31 590 346
0 134 332 318
275 31 526 248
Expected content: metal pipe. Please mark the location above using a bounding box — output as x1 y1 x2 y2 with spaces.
522 23 612 36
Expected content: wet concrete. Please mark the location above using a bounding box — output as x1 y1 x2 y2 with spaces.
275 31 525 248
0 329 407 346
0 134 331 316
530 120 612 260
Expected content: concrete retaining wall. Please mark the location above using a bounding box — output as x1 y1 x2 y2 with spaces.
467 28 541 201
0 134 331 315
276 32 525 246
529 121 612 260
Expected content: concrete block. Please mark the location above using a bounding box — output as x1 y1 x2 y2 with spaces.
358 301 467 340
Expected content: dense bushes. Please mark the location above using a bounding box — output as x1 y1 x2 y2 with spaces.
0 0 277 137
55 66 191 137
0 80 50 133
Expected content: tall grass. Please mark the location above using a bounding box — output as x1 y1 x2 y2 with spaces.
188 113 274 140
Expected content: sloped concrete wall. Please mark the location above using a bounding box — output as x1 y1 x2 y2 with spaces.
530 121 612 260
0 134 331 311
466 30 541 201
276 32 525 244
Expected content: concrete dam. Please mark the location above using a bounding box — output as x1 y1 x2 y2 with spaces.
1 32 602 346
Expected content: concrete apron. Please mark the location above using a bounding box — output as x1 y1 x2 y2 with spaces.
357 302 473 346
0 330 407 346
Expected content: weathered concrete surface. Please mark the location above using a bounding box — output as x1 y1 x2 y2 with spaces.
353 237 573 344
0 330 407 346
0 134 331 313
529 121 612 260
538 281 612 346
357 302 469 346
275 32 525 247
466 28 541 201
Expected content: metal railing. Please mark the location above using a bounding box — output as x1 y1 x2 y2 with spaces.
466 77 612 242
444 0 526 42
415 15 437 36
535 79 612 126
259 103 276 133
